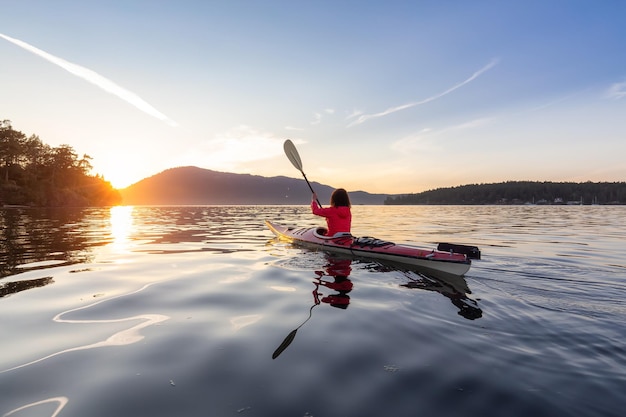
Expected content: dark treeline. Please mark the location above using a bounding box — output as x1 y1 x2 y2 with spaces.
384 181 626 205
0 120 121 207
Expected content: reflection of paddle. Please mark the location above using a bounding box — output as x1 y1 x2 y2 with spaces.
272 304 317 359
283 139 322 207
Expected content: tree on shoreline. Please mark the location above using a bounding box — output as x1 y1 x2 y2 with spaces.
0 120 121 207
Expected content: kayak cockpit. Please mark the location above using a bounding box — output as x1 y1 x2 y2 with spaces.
312 227 353 240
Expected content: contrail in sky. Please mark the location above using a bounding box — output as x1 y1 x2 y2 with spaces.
347 58 499 127
0 32 178 127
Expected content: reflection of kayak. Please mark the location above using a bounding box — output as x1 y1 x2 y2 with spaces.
266 221 479 276
400 269 482 320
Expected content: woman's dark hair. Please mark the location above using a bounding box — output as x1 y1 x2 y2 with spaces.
330 188 351 208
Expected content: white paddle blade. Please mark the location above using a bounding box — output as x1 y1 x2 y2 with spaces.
283 139 303 171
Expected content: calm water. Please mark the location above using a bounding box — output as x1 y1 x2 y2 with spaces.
1 205 624 417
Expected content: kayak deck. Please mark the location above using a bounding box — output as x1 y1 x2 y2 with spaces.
266 221 476 276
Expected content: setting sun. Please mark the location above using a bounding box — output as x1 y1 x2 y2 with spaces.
107 174 133 190
98 163 142 190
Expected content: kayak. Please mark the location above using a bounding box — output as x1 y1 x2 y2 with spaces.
266 221 479 276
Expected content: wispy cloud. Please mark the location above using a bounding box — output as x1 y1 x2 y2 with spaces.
187 125 285 170
606 81 626 100
346 109 363 119
524 94 578 113
347 58 499 127
0 32 178 127
284 126 305 131
391 117 493 153
390 128 442 153
311 108 335 125
311 112 323 125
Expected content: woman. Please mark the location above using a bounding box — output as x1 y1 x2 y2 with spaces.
311 188 352 236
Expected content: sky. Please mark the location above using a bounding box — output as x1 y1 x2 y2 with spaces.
1 0 625 193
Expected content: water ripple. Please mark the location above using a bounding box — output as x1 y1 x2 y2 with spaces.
3 397 68 417
1 282 169 374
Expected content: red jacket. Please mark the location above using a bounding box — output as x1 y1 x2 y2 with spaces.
311 201 351 236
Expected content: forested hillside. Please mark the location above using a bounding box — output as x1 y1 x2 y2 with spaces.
0 120 120 207
384 181 626 205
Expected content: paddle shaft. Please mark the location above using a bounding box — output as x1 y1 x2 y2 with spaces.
283 139 322 207
301 172 322 207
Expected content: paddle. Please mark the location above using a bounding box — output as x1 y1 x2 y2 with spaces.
272 304 317 359
283 139 322 207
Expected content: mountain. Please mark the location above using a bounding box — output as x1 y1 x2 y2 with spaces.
118 166 389 205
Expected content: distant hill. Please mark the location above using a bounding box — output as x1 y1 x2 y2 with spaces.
384 181 626 205
118 168 626 206
119 166 389 205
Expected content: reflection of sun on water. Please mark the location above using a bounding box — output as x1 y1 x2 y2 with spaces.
109 206 134 253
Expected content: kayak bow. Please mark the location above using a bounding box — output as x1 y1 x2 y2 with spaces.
266 221 477 276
